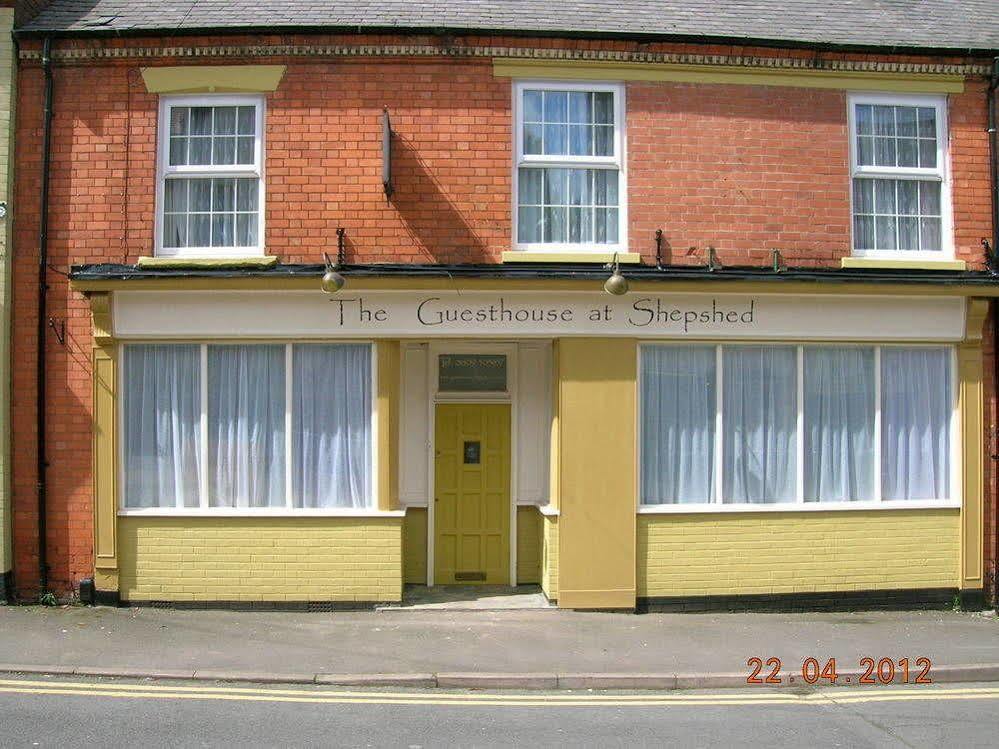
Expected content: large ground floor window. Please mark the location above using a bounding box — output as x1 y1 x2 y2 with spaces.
640 343 954 506
122 342 373 510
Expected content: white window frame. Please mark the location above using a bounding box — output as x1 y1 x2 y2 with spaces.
155 94 266 258
512 80 627 253
847 92 952 260
117 341 385 516
637 342 960 514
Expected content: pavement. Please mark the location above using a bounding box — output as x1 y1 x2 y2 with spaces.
1 605 997 689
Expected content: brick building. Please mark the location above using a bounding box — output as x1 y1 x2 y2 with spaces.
7 1 999 610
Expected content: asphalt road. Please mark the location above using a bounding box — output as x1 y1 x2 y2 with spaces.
1 676 998 748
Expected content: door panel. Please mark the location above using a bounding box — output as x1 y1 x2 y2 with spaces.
434 404 511 584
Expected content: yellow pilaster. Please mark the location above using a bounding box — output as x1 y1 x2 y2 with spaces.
90 292 119 594
959 300 988 597
376 340 400 512
554 338 637 609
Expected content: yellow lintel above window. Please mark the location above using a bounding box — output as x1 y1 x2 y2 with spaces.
841 257 968 271
502 251 642 264
141 65 287 94
492 59 965 94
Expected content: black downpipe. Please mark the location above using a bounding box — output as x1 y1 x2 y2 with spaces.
988 57 999 607
36 38 54 596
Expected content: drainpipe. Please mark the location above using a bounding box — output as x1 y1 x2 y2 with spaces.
988 56 999 607
35 38 54 597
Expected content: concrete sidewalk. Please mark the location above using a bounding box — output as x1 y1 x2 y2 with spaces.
1 605 997 689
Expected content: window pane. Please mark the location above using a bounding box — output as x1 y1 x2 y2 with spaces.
543 123 568 155
640 346 716 504
544 168 567 205
212 214 235 246
190 214 210 246
162 214 187 248
920 217 942 251
189 136 211 164
236 136 255 164
543 91 568 122
519 168 542 204
190 179 211 211
874 137 896 167
568 91 592 123
917 107 937 138
897 180 918 215
190 107 212 135
207 345 285 508
164 179 187 212
853 215 874 250
237 105 256 135
593 92 614 124
567 168 591 206
875 216 897 250
543 206 567 243
213 136 236 165
123 345 202 508
881 348 951 500
518 206 542 243
169 107 189 136
855 104 873 135
594 125 614 156
873 105 895 136
169 137 187 166
523 90 543 122
594 170 618 206
293 344 372 508
897 137 918 167
213 106 237 135
523 123 543 154
856 135 874 165
236 179 258 211
804 347 876 502
852 178 874 213
212 178 235 211
567 206 592 243
918 138 936 168
568 124 592 156
898 216 920 250
722 346 797 504
896 106 918 137
236 213 257 247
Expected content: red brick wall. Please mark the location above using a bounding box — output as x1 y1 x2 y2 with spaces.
9 39 997 598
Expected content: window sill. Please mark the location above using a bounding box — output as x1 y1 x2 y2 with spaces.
137 256 278 269
537 504 560 517
118 508 405 518
638 501 959 515
841 257 967 271
502 251 641 264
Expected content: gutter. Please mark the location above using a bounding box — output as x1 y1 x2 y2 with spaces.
35 37 53 598
68 261 999 288
9 23 999 59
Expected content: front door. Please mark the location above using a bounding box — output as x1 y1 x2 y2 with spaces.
434 404 511 585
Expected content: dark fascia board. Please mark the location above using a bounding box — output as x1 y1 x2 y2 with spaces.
12 24 999 58
69 262 999 287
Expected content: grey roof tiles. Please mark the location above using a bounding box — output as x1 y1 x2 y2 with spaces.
19 1 999 52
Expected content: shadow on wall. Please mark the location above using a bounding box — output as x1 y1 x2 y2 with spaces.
390 133 487 264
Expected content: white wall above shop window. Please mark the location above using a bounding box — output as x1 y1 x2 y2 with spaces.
112 291 967 342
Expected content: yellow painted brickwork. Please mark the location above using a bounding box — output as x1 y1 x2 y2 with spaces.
541 514 559 600
403 508 427 584
119 517 403 602
638 510 960 597
517 506 542 584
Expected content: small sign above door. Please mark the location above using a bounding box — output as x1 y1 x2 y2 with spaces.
439 354 507 392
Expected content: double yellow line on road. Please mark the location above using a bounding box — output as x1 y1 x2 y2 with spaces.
0 678 998 707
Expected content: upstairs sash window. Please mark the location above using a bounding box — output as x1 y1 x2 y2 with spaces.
849 95 949 257
514 82 625 251
157 96 264 256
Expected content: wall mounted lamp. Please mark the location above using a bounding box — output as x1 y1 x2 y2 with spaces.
603 252 629 296
321 227 347 294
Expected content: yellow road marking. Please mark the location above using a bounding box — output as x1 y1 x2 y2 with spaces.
0 679 996 708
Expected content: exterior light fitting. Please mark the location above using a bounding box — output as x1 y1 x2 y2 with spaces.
603 252 629 296
321 227 348 294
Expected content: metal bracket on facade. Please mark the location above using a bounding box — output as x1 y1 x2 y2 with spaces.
984 238 998 275
771 249 786 273
654 229 664 270
706 246 722 272
47 317 65 345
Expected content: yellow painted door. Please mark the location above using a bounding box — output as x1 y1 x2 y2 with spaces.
434 404 511 585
